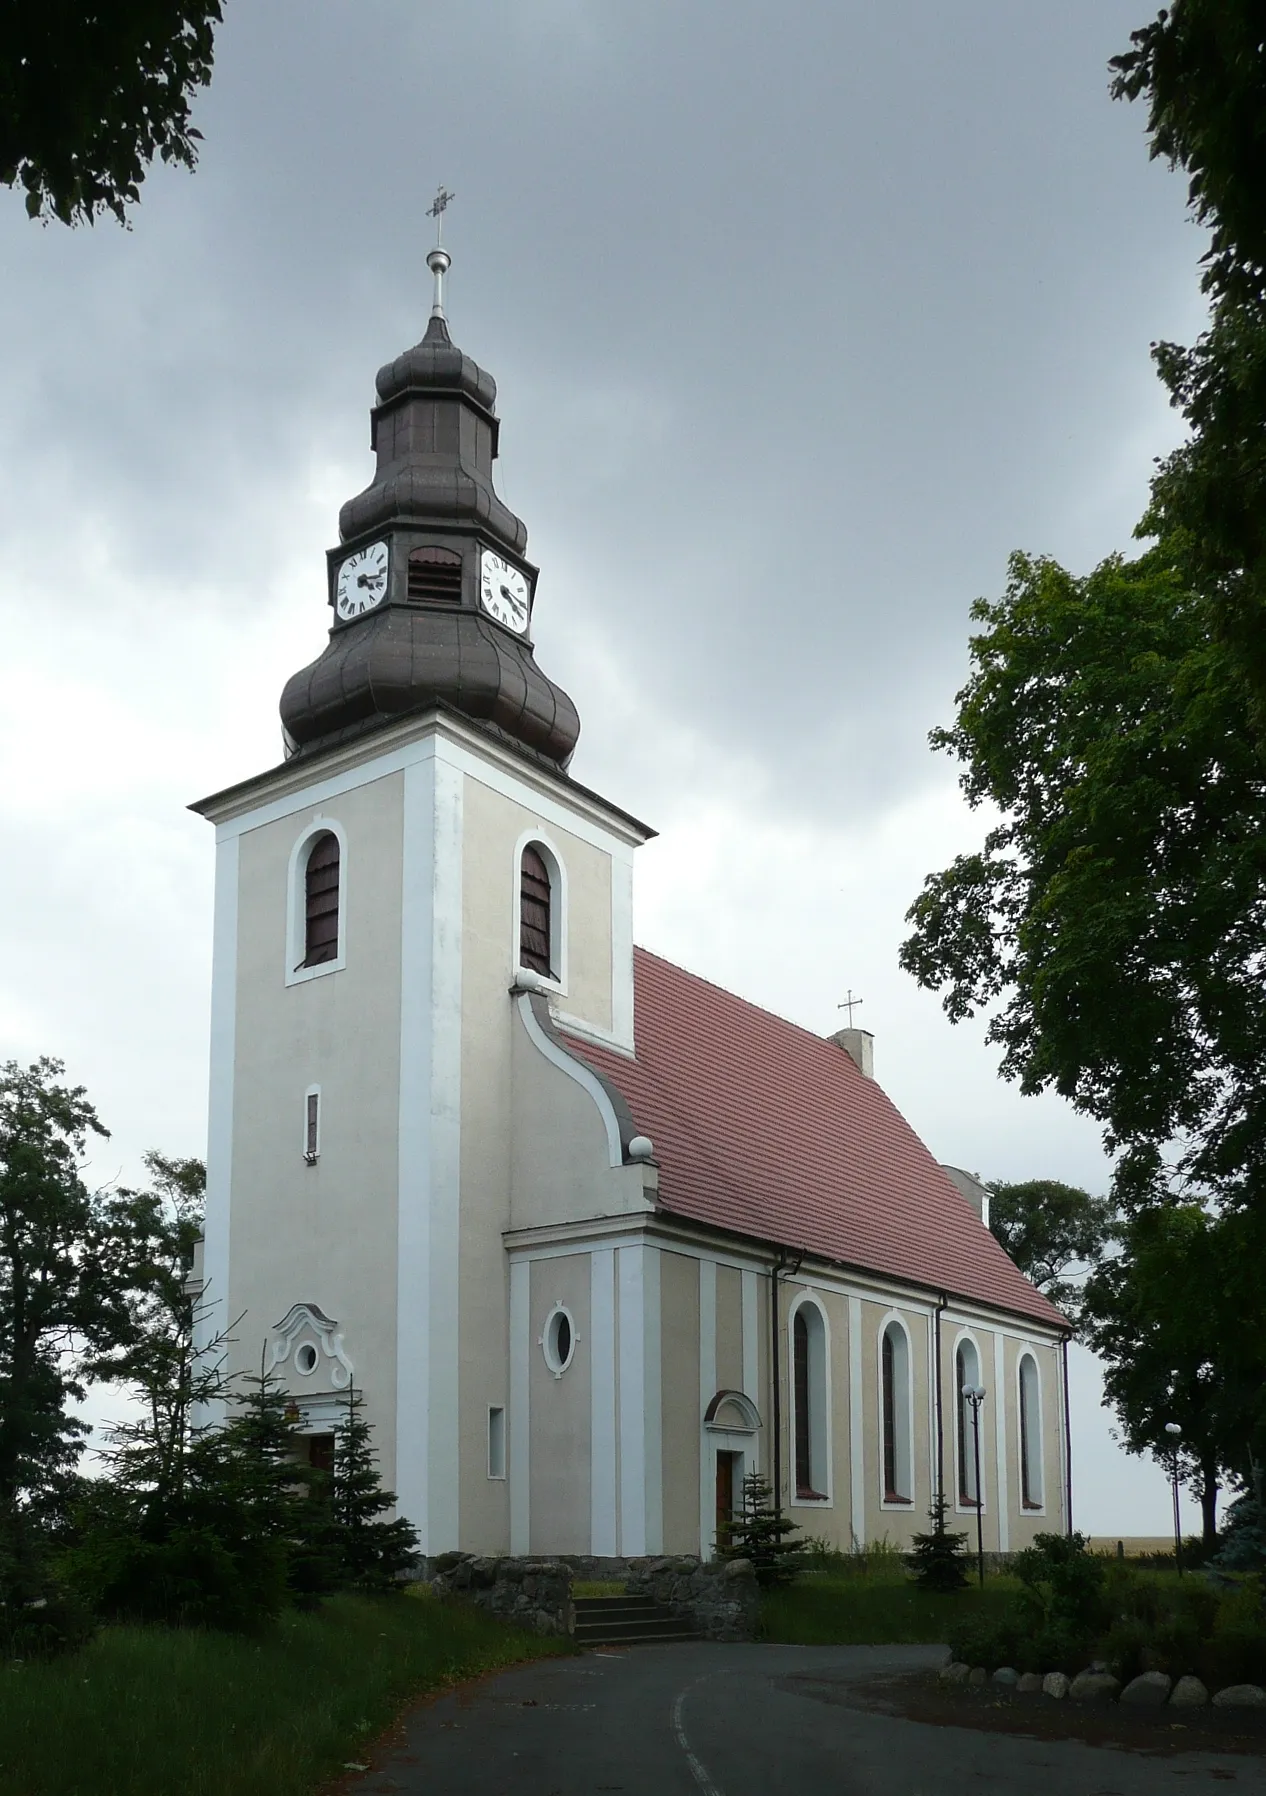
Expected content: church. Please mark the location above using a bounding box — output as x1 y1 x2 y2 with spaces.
191 232 1069 1565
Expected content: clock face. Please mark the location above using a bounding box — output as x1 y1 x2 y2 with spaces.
479 549 530 635
335 540 390 620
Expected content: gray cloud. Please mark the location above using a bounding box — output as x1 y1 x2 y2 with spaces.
0 0 1207 1531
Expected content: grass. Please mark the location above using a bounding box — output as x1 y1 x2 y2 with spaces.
571 1580 626 1597
762 1564 1022 1646
0 1591 568 1796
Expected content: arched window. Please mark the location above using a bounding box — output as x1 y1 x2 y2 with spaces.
956 1338 982 1507
519 845 554 977
1019 1353 1043 1509
302 832 341 967
881 1321 912 1504
791 1300 828 1501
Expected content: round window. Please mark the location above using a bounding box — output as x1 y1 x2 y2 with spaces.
295 1342 318 1375
542 1305 576 1377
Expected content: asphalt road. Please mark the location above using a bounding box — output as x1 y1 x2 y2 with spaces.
346 1643 1266 1796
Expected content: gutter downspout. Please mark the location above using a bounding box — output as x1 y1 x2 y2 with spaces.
1061 1334 1073 1536
934 1292 948 1505
769 1248 803 1520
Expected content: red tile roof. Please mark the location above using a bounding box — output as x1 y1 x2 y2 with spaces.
564 947 1065 1331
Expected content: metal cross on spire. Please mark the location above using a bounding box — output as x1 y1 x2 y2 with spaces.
837 989 865 1027
426 185 456 321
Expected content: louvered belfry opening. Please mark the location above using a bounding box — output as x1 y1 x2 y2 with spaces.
303 832 341 967
407 545 463 604
519 845 553 977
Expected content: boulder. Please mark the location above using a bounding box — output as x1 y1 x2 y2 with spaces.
1070 1670 1121 1703
1212 1684 1266 1709
967 1667 987 1687
1042 1671 1070 1699
1121 1672 1172 1706
1016 1673 1044 1695
938 1662 971 1685
1169 1675 1208 1708
992 1667 1019 1687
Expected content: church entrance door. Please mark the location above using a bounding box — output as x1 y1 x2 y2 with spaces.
715 1450 739 1551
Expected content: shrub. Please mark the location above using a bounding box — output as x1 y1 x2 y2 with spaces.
719 1473 807 1586
1214 1493 1266 1573
905 1496 969 1592
1013 1531 1108 1640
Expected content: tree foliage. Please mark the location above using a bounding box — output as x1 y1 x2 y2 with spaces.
1111 3 1266 731
329 1384 419 1589
1082 1203 1266 1543
0 1 222 226
719 1472 806 1586
987 1179 1117 1316
900 547 1266 1207
904 1494 969 1592
0 1059 120 1525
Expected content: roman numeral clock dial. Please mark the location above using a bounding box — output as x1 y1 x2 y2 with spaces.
479 549 530 635
335 540 390 620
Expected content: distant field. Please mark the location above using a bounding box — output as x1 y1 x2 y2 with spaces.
1085 1536 1178 1556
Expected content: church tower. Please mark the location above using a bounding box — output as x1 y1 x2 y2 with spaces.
192 223 653 1555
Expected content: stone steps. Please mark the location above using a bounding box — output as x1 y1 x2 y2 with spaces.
572 1593 698 1646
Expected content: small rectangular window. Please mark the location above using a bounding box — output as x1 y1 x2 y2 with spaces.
487 1405 506 1479
305 1090 320 1162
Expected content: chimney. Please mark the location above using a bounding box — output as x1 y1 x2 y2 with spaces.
830 1027 874 1079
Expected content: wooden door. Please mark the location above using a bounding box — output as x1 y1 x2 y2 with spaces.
715 1450 736 1549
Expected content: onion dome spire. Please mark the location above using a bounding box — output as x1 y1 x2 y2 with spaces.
279 196 580 768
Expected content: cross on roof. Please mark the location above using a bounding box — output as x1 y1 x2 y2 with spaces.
427 185 456 244
837 989 864 1027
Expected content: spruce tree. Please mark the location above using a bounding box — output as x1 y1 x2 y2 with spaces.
905 1494 969 1591
329 1383 418 1588
719 1472 806 1587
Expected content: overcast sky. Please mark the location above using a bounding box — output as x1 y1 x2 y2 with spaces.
0 1 1209 1533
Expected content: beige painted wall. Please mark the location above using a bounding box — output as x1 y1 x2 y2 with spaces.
227 772 405 1483
715 1266 743 1394
528 1254 593 1554
660 1251 701 1553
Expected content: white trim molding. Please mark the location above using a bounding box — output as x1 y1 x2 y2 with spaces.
512 827 569 996
951 1330 987 1516
302 1083 321 1164
514 992 623 1166
698 1258 718 1558
267 1301 354 1390
1016 1348 1046 1517
540 1301 579 1377
617 1242 662 1554
284 815 349 986
787 1290 833 1509
195 828 238 1424
590 1249 617 1554
993 1333 1009 1551
876 1310 916 1513
848 1295 865 1548
509 1258 531 1552
395 750 464 1555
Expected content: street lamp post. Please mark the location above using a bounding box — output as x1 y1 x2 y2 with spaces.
1164 1422 1183 1574
963 1384 988 1587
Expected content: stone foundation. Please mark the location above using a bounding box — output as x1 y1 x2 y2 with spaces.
426 1552 761 1642
429 1554 572 1637
625 1555 760 1641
